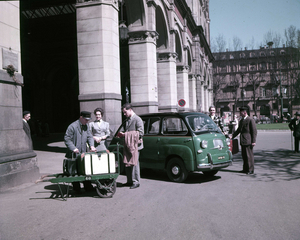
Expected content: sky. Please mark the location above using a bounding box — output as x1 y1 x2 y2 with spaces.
209 0 300 50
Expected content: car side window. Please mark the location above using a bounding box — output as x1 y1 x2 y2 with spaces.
146 117 160 135
143 119 148 134
162 117 188 135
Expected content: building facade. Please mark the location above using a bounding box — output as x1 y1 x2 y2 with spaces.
0 2 39 190
212 45 300 121
0 0 213 189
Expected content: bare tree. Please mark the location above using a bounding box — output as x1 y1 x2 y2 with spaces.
263 30 282 48
297 29 300 48
273 32 283 48
263 30 274 45
232 36 243 51
248 36 256 50
285 25 297 47
210 37 217 53
227 39 232 52
216 34 227 52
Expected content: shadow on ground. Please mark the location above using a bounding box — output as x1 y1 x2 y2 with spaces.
31 182 124 201
32 133 66 153
141 168 221 184
221 149 300 182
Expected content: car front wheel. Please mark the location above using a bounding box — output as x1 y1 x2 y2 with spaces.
166 158 188 183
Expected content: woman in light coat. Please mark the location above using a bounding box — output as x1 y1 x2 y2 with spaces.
89 108 110 151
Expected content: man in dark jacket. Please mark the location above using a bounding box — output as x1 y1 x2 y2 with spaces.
289 112 300 153
232 107 257 174
64 111 96 192
23 111 33 149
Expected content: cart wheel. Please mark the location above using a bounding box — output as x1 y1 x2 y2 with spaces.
96 179 116 198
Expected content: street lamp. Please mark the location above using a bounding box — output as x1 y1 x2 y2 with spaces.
119 21 128 40
119 0 128 41
279 70 284 120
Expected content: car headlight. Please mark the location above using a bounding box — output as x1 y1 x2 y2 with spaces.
201 140 208 149
226 138 231 146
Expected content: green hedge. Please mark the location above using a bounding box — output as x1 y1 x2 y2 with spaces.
256 123 289 130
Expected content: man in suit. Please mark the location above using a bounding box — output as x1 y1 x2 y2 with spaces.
288 112 300 153
118 103 144 189
23 111 33 149
64 111 97 192
232 107 257 174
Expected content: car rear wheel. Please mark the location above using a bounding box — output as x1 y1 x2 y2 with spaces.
167 158 188 183
202 170 218 177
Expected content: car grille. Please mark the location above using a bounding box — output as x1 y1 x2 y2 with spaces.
213 139 224 149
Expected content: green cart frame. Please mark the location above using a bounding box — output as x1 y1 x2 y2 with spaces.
36 145 120 200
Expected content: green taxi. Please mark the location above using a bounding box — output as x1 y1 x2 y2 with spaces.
108 112 232 183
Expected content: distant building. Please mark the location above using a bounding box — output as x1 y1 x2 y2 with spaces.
212 44 300 122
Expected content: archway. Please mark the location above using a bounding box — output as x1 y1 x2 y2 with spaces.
20 0 79 133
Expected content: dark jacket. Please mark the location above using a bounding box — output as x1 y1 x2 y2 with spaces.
289 118 300 138
232 116 257 146
23 120 33 149
64 119 94 158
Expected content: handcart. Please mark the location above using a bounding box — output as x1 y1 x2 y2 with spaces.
35 144 121 200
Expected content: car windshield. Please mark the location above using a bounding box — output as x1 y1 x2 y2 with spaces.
186 115 221 134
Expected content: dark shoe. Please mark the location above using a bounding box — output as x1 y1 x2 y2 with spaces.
130 183 140 189
239 170 248 173
247 171 254 175
122 182 133 187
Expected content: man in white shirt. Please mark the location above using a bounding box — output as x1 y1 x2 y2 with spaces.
208 106 224 133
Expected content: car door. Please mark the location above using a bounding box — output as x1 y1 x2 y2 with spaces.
158 117 195 171
140 117 161 169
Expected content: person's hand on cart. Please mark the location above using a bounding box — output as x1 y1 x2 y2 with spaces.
90 146 97 152
73 148 80 154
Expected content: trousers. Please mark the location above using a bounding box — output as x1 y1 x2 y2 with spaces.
125 151 140 184
241 145 254 172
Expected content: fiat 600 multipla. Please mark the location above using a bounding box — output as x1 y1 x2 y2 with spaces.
109 112 232 182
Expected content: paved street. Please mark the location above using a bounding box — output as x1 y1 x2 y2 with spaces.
1 131 300 240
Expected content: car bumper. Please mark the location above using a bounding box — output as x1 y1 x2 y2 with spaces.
197 151 233 170
197 160 232 170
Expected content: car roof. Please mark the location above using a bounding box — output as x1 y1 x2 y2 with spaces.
140 112 207 118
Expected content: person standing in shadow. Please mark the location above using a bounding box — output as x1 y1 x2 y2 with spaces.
23 111 33 149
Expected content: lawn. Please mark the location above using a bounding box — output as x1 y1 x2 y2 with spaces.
256 122 290 130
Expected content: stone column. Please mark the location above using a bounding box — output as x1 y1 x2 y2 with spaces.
196 75 204 112
0 72 39 190
189 74 197 111
0 2 39 190
128 31 158 114
177 65 190 111
204 85 209 112
157 52 178 112
76 1 121 133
